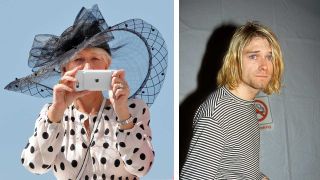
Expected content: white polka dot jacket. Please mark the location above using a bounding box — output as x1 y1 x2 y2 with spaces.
21 98 154 180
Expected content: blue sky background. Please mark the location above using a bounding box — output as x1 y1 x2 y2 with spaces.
0 1 173 179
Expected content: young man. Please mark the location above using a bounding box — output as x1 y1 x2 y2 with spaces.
180 22 284 179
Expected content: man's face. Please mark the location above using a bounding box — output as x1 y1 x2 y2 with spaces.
240 36 273 92
64 47 111 72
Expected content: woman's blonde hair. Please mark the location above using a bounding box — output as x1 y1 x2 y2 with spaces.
217 21 284 95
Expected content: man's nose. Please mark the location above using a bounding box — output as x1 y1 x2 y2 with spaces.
258 58 268 71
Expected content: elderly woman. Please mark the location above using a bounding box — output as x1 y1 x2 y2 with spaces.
5 5 168 180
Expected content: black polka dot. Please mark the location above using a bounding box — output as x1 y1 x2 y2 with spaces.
29 162 34 169
70 144 75 151
114 159 120 167
25 142 30 149
42 132 49 139
110 175 115 180
30 146 35 153
140 153 146 160
56 133 60 139
64 116 68 121
103 142 109 149
71 116 75 122
140 124 145 130
105 106 111 110
93 174 97 180
133 177 137 180
21 158 24 164
138 166 144 171
42 164 49 169
93 117 97 123
147 120 150 126
116 132 119 137
85 175 89 180
48 146 53 152
129 103 136 108
92 157 95 164
119 142 126 148
82 142 88 149
126 159 132 165
54 164 57 172
81 128 86 135
70 129 75 135
136 133 142 140
104 128 109 135
60 162 65 170
101 157 107 164
64 130 67 136
104 115 109 121
133 118 137 124
119 129 124 133
119 176 123 180
71 160 78 167
150 161 153 167
91 141 95 147
34 132 37 137
142 108 146 114
102 174 106 180
133 148 139 153
127 132 130 135
61 146 65 152
79 114 84 120
94 129 98 134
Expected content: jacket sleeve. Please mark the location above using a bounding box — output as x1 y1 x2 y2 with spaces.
180 116 226 179
21 104 64 174
115 99 154 177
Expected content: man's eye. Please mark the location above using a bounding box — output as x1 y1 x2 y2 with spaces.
266 55 273 61
249 55 257 60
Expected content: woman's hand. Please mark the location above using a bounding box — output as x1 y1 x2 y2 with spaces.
109 69 130 121
48 65 89 123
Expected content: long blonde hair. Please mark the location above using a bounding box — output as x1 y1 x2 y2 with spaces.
217 21 284 95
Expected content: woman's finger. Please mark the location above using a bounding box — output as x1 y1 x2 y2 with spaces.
59 75 77 84
111 69 125 80
54 83 74 93
64 65 84 77
74 90 90 99
114 89 128 100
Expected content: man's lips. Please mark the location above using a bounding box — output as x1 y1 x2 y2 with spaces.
256 75 269 78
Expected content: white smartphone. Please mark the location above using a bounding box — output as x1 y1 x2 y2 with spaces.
75 70 115 91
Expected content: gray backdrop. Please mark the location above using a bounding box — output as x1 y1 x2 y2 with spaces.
179 0 320 179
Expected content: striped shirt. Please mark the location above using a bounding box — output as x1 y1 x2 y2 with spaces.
180 86 266 179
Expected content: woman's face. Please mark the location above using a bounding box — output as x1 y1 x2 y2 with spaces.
63 47 111 72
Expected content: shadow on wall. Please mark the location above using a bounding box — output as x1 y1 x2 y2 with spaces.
179 23 238 171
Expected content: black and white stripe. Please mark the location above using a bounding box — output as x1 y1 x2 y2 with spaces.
180 86 265 179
